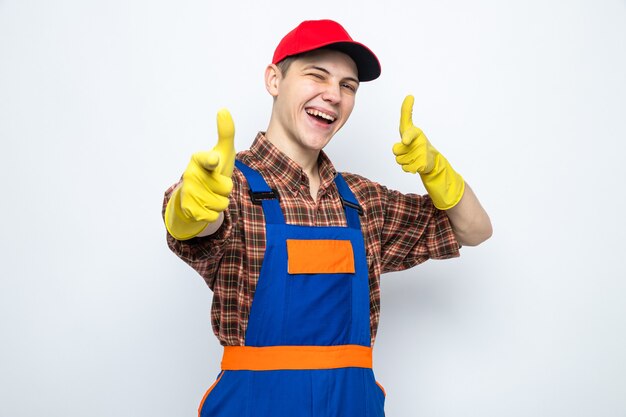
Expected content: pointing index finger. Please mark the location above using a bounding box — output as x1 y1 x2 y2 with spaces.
214 108 236 177
216 108 235 148
399 94 415 136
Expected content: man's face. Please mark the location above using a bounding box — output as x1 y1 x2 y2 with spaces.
267 49 360 154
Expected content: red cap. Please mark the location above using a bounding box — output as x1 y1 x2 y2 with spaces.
272 19 381 82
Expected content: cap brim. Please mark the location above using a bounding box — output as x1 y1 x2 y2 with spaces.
325 42 381 82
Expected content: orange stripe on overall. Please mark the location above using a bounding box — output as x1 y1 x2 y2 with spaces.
286 239 355 274
221 345 373 371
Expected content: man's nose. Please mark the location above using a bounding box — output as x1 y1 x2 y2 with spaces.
321 83 341 103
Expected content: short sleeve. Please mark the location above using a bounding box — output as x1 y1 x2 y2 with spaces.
379 187 460 272
343 173 460 275
162 181 234 289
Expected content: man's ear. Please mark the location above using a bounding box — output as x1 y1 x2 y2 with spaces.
265 64 281 97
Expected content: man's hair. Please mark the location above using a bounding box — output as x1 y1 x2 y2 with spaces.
275 55 298 77
275 48 335 77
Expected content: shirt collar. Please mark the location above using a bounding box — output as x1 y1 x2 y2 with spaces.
249 132 338 196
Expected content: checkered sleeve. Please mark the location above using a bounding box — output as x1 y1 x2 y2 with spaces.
380 187 460 272
344 174 460 275
162 181 234 290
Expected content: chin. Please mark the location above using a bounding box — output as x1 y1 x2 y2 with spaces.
301 136 333 151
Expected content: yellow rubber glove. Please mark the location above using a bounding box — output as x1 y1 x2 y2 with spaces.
392 95 465 210
164 109 236 240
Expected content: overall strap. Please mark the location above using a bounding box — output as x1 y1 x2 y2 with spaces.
235 160 285 224
334 173 363 230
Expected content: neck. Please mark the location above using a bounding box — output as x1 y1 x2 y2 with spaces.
264 128 322 201
264 128 320 178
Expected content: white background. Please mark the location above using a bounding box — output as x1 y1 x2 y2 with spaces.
2 1 625 416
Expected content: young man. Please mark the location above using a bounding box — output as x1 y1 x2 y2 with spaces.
163 19 491 417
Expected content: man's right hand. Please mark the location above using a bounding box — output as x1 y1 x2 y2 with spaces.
164 109 236 240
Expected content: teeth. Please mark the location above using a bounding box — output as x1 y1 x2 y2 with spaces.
306 109 336 122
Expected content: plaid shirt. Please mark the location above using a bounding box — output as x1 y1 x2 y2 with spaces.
164 133 460 346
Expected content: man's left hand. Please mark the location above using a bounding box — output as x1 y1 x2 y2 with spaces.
392 94 465 210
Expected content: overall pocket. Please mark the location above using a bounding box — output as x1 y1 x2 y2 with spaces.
365 369 386 417
198 370 253 417
284 239 355 345
198 371 225 417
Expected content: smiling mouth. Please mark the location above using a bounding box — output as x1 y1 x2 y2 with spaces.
306 108 336 125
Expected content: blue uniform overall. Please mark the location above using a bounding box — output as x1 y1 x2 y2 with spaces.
198 160 386 417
